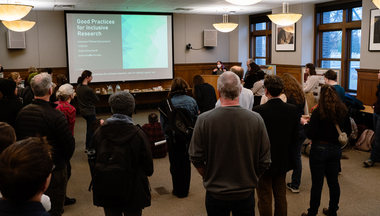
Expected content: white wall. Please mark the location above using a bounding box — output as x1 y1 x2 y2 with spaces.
271 3 314 65
0 12 247 69
360 0 380 69
0 11 66 69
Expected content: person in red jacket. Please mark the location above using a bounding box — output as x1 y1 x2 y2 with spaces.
142 113 167 158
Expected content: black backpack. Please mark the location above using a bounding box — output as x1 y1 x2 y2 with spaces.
89 129 136 208
158 98 194 144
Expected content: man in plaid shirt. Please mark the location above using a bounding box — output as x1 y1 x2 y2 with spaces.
142 113 167 158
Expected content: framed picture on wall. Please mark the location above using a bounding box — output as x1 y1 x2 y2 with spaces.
369 9 380 51
275 23 296 52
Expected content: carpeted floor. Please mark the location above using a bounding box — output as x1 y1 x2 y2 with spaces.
63 109 380 216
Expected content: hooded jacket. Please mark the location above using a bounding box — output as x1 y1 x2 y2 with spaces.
90 114 153 209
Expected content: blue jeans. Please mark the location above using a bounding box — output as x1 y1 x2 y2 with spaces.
83 115 96 149
308 142 341 216
370 112 380 163
206 191 255 216
290 128 306 188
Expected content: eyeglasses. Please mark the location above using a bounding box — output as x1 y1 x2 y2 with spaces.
51 164 55 173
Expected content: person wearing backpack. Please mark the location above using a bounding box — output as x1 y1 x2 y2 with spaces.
89 91 153 216
364 70 380 167
160 77 198 198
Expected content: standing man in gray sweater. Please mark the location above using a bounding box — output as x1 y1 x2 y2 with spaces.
189 71 271 216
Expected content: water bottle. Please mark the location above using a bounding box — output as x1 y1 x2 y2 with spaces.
107 85 113 94
115 84 121 92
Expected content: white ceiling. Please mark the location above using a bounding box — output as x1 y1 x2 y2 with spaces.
1 0 334 15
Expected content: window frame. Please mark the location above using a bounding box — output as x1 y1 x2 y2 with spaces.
249 13 272 65
315 1 361 92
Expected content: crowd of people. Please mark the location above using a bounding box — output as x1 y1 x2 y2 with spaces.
0 62 374 216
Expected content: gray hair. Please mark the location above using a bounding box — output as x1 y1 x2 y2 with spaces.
56 84 74 101
248 58 254 64
108 91 135 116
217 71 241 100
30 73 53 97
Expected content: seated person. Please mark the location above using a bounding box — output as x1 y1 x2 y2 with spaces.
142 113 167 158
212 61 227 75
0 136 54 216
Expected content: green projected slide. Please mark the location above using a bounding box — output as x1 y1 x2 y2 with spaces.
121 15 168 69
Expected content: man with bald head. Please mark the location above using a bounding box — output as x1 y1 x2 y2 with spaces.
16 73 75 216
189 71 271 216
215 66 254 110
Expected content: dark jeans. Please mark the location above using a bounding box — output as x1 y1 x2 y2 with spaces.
308 142 341 216
206 191 255 216
45 167 68 216
103 207 142 216
290 129 306 188
83 115 96 149
167 137 191 196
370 112 380 163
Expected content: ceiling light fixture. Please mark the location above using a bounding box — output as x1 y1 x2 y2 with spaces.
225 0 262 6
213 10 238 33
2 20 36 32
0 4 33 21
373 0 380 9
267 2 302 26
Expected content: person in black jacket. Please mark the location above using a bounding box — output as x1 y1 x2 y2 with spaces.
253 75 299 216
193 75 217 114
90 91 153 216
16 73 75 216
0 79 23 129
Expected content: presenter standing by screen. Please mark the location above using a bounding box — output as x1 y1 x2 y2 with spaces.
76 70 99 151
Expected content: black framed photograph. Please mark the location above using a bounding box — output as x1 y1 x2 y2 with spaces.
369 9 380 51
275 23 296 52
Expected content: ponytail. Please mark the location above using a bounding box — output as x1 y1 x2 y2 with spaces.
77 70 92 84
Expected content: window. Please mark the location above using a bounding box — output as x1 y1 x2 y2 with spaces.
323 10 343 24
348 29 361 90
255 36 266 65
249 14 271 65
315 1 361 92
352 7 362 21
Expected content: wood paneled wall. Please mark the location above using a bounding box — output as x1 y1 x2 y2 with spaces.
357 69 378 105
2 62 241 94
275 64 303 83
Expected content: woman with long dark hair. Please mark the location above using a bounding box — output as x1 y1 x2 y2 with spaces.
282 73 306 193
301 84 351 216
244 62 260 89
76 70 99 150
193 75 217 113
364 70 380 167
160 77 198 198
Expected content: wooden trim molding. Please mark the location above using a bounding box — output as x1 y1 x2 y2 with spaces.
356 68 378 105
2 62 242 103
